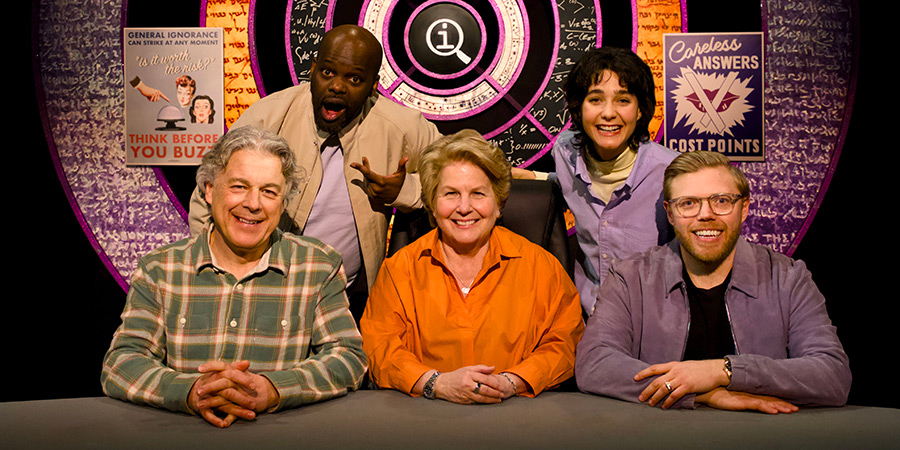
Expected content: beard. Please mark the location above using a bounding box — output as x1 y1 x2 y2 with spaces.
676 225 742 269
314 114 345 134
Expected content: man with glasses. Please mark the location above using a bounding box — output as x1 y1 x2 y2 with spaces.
575 151 850 413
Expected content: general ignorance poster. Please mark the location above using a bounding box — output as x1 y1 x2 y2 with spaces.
663 32 765 161
124 28 224 166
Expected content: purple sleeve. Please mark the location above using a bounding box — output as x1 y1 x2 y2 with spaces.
575 263 696 409
727 259 851 406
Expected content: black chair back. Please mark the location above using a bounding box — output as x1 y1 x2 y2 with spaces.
388 179 574 279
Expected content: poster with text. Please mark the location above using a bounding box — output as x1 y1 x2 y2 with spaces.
125 28 224 166
664 32 764 161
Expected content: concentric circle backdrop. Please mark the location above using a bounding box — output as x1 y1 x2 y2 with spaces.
35 0 857 289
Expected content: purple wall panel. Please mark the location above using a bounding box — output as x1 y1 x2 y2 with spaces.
35 0 856 288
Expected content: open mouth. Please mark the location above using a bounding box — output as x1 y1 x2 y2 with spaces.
453 219 478 227
321 98 347 122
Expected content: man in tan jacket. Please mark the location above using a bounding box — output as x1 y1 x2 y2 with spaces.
190 25 441 321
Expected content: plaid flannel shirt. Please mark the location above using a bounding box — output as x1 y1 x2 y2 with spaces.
101 228 367 414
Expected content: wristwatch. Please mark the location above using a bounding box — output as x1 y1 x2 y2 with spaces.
723 357 733 382
423 371 440 400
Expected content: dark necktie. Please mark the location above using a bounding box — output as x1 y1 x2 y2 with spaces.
321 134 341 153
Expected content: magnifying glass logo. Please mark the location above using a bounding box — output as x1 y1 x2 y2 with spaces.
426 19 471 64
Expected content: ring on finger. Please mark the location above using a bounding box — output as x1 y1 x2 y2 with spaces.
665 381 673 392
473 382 482 394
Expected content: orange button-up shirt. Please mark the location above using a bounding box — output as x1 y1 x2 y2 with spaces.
361 226 584 396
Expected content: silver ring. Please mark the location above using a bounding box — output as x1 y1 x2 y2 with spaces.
665 381 673 392
474 382 482 394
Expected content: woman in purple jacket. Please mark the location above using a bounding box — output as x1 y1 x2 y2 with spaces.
516 47 678 315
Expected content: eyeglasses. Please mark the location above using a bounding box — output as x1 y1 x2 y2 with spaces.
667 193 744 218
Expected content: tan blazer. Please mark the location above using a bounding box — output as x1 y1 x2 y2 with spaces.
189 83 441 288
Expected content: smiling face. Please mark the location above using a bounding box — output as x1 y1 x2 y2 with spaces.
309 27 381 133
666 166 749 273
192 99 212 123
580 70 641 161
204 149 286 265
434 161 500 256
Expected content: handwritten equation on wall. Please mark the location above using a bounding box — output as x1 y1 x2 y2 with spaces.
200 0 853 256
739 0 852 252
212 0 682 169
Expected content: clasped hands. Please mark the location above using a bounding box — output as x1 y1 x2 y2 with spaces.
634 359 797 414
430 365 523 404
188 360 280 428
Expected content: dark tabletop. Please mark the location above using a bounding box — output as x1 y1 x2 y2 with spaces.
2 390 897 449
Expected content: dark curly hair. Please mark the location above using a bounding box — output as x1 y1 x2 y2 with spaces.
189 95 215 124
564 47 655 152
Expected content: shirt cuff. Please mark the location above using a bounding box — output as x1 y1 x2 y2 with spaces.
389 172 422 211
503 361 545 396
397 363 434 396
165 373 203 414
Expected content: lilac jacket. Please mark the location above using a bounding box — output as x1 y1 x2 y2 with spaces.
575 238 851 408
552 132 677 314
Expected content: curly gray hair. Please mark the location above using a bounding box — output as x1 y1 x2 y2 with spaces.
195 126 303 205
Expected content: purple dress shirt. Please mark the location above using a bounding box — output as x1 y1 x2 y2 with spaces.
552 131 678 314
303 135 362 286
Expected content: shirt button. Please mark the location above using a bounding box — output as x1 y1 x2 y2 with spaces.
235 284 244 291
230 319 237 327
281 320 288 328
602 253 609 259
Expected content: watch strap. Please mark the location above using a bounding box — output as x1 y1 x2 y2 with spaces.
723 357 733 382
423 371 440 400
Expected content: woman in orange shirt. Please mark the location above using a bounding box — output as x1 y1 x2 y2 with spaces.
361 130 584 404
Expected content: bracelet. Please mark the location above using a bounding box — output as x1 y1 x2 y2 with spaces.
500 373 518 397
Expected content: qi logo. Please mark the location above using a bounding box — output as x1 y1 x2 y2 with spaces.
407 2 482 77
426 19 471 64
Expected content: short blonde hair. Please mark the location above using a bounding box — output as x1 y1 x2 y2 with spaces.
418 129 512 215
663 151 750 200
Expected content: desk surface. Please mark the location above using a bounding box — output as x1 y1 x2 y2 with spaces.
2 391 897 449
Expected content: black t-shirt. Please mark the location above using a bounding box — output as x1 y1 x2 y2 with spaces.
682 267 736 360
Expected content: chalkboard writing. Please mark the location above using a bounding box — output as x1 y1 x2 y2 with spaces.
289 1 329 83
739 0 852 252
512 0 596 166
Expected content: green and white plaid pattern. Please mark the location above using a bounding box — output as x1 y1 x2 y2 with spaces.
101 228 367 413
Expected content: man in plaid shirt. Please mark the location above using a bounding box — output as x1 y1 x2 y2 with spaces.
102 126 367 428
